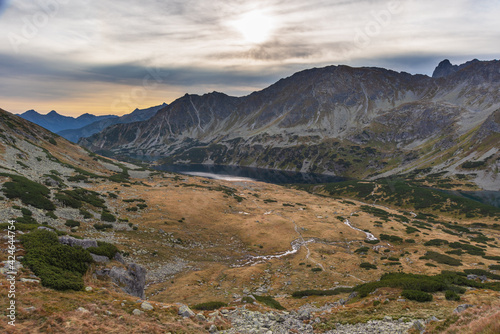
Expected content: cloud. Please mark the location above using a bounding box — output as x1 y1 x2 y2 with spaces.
0 0 499 115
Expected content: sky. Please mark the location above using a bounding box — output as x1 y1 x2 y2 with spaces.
0 0 499 116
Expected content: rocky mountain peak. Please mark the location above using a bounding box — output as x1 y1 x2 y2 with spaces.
432 59 457 78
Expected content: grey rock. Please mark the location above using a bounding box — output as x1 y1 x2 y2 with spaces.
132 309 144 316
59 235 97 249
209 324 218 333
90 253 110 263
347 291 358 300
37 226 54 231
426 316 439 323
20 278 40 283
108 263 146 299
24 306 36 312
413 320 425 332
141 301 154 311
178 304 195 318
454 304 474 313
85 286 93 292
298 309 311 320
77 307 89 313
113 252 126 264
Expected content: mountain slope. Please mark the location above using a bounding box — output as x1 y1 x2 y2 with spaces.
19 109 117 133
57 103 166 143
1 107 500 333
79 60 500 189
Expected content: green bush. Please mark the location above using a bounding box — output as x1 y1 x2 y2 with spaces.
107 192 118 199
45 211 57 219
354 246 370 254
55 193 82 208
449 242 485 256
79 209 93 219
126 206 138 212
292 287 353 298
405 239 416 243
445 290 461 301
354 272 454 298
402 290 433 302
57 188 106 209
311 267 322 272
191 301 227 311
21 208 33 216
380 234 403 243
1 173 55 210
463 269 500 280
406 226 420 234
253 295 285 310
122 198 146 203
94 223 113 231
360 262 377 270
461 161 486 169
420 251 462 266
65 220 80 228
101 212 116 222
241 297 254 304
424 239 449 247
489 265 500 270
364 239 380 244
20 229 92 290
87 241 119 259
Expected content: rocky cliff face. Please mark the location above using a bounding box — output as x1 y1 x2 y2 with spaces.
79 60 500 184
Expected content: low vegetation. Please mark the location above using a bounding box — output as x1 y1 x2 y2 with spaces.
1 173 55 210
191 301 228 311
291 287 353 298
20 229 93 290
253 295 285 310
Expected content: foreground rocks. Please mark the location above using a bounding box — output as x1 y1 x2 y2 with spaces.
213 306 427 334
325 318 425 333
58 235 98 248
106 263 147 299
58 235 147 299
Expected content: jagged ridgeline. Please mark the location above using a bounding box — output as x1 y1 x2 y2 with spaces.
80 60 500 188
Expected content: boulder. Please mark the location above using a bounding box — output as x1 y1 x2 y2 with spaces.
108 263 146 299
132 309 144 316
59 235 97 249
37 226 54 232
90 253 110 263
177 304 195 318
412 320 425 332
141 301 154 311
113 252 126 264
454 304 474 313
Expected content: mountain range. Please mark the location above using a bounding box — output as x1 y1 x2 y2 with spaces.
79 59 500 190
57 103 166 142
19 109 117 133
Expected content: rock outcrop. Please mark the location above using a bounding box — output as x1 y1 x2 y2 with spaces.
58 235 98 249
107 263 147 299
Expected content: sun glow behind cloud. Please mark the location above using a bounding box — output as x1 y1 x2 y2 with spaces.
231 10 276 45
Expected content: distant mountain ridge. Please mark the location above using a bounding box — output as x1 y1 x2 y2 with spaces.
79 59 500 190
19 110 117 133
57 103 166 143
